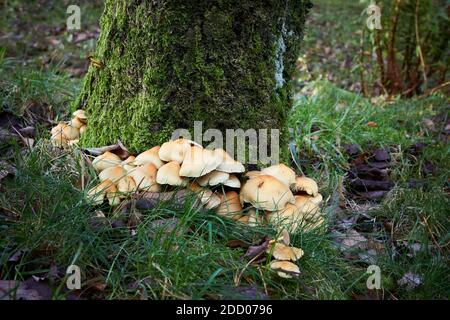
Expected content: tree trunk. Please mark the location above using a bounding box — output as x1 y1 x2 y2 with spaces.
75 0 311 157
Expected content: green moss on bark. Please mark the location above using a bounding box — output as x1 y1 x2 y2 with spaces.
75 0 311 157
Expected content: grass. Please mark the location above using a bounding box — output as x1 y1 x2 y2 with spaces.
0 0 449 300
0 48 78 117
0 141 355 300
289 80 449 299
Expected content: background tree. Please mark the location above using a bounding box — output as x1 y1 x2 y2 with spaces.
75 0 312 155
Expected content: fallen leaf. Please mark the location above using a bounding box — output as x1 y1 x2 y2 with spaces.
244 237 270 262
340 229 368 250
82 140 130 159
0 161 17 181
372 148 390 162
398 272 423 290
226 239 249 249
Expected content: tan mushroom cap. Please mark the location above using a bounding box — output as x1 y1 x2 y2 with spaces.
179 146 223 177
270 261 300 279
222 174 241 188
51 122 67 136
247 209 264 227
134 146 164 168
188 182 220 209
294 195 321 216
292 176 319 196
70 116 85 129
128 163 160 192
72 109 87 121
92 151 122 172
295 193 323 206
105 183 121 206
267 195 322 233
79 125 87 135
239 175 295 211
244 171 262 179
87 179 114 205
99 165 127 182
50 134 68 148
117 176 137 195
121 156 136 172
270 229 291 246
204 193 221 210
266 243 304 262
261 164 296 187
216 191 242 218
214 149 245 173
267 203 299 230
198 170 229 187
159 138 200 163
156 161 188 187
62 125 80 140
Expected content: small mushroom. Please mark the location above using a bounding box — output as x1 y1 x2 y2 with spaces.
127 163 160 192
134 146 164 168
72 109 87 121
50 134 68 148
266 243 304 262
292 176 319 196
267 195 322 233
244 171 262 179
98 165 127 183
216 191 242 219
294 195 321 216
70 116 85 129
51 122 67 136
270 261 300 279
214 149 245 173
159 138 200 163
295 193 323 206
121 156 136 172
188 182 220 209
79 125 87 135
222 174 241 188
179 146 223 177
117 176 137 196
62 125 80 140
92 151 122 172
247 209 264 227
198 170 229 187
267 203 300 232
105 183 121 207
156 161 188 187
87 179 114 205
261 164 296 187
239 175 295 211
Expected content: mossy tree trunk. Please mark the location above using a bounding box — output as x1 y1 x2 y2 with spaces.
75 0 311 156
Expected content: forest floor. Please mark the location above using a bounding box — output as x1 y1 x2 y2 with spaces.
0 1 448 299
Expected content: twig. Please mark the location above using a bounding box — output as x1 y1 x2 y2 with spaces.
415 0 428 90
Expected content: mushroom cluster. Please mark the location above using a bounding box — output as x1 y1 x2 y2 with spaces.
50 110 87 147
84 138 324 234
267 233 304 278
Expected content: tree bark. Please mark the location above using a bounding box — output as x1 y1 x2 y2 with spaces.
75 0 311 155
